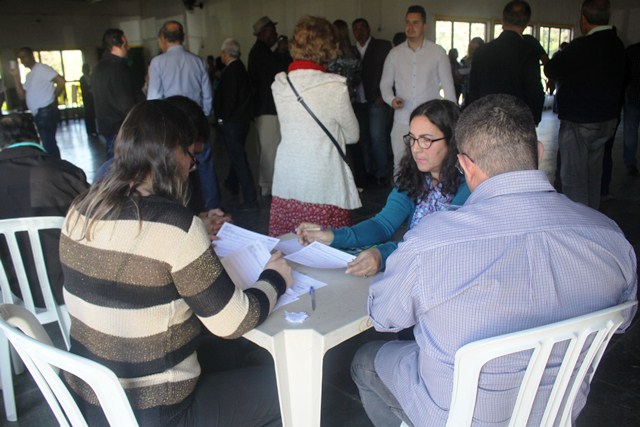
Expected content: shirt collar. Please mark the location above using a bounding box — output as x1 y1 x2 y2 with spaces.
587 25 613 36
357 36 372 51
466 170 555 205
167 44 185 53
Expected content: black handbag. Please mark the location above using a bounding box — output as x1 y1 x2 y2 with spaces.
286 75 349 164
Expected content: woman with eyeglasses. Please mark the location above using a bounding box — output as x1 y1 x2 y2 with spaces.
60 100 292 426
297 99 469 277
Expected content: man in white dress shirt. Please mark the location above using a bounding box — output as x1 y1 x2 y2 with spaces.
380 5 456 175
10 47 65 159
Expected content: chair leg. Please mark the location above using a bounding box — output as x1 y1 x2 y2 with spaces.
0 332 18 421
10 345 25 375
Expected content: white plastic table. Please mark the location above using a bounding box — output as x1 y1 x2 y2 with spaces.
243 250 373 427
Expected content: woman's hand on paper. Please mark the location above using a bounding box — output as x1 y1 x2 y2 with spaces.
345 248 381 278
199 208 232 241
265 251 293 289
296 222 334 246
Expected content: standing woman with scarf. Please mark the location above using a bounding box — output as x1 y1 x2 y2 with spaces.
268 15 361 237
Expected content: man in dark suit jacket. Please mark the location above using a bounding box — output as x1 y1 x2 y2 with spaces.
248 16 287 197
468 1 544 124
93 28 144 159
215 38 258 210
352 18 392 186
545 0 625 209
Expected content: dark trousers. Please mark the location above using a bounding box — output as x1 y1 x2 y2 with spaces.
173 336 281 426
354 101 391 180
174 365 282 427
100 133 117 160
34 103 61 159
601 116 621 196
196 143 221 210
221 121 257 204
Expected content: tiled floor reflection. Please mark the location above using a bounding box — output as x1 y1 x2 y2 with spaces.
1 112 639 426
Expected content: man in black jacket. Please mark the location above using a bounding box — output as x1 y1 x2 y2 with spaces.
215 38 258 210
468 1 544 125
0 113 89 306
545 0 625 209
92 28 144 159
352 18 392 186
248 16 287 197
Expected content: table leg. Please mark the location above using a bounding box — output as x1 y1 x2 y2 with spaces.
270 329 325 427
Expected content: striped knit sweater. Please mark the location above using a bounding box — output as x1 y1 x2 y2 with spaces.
60 195 285 426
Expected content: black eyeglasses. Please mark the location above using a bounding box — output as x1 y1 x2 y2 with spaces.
403 133 446 150
187 151 198 172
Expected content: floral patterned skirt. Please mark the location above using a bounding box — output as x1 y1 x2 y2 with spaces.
268 197 352 237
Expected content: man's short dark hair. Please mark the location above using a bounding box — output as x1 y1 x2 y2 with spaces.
456 94 538 177
102 28 125 52
581 0 611 25
406 5 427 22
18 47 34 57
351 18 370 28
159 21 185 43
0 113 40 149
503 1 532 27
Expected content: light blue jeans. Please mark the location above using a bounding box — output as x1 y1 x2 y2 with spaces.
351 341 413 427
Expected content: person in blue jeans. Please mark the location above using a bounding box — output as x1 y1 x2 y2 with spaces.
296 99 469 277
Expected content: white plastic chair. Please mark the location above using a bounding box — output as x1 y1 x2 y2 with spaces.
400 301 637 427
0 216 71 421
0 304 139 427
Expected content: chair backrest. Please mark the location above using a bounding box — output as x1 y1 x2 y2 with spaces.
0 216 70 348
0 304 139 427
446 301 637 427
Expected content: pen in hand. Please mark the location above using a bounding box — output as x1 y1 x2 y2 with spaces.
309 286 316 311
292 226 325 233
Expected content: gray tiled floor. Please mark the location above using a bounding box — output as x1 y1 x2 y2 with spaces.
1 110 639 426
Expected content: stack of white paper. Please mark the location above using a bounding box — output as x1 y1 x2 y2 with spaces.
213 223 331 309
284 241 355 268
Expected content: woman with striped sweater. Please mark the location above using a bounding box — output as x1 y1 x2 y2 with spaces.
60 100 292 426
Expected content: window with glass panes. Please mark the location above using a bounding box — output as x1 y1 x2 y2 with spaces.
435 19 487 57
539 26 573 58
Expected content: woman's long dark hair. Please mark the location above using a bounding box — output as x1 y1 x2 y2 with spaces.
394 99 461 201
68 100 196 239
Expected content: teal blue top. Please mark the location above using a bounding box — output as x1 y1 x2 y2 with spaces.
331 181 470 269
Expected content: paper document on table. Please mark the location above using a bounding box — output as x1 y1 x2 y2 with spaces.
274 271 327 310
274 238 305 255
213 222 280 258
284 241 355 269
220 241 272 290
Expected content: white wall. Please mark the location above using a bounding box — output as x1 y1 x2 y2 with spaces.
144 0 638 62
1 0 638 87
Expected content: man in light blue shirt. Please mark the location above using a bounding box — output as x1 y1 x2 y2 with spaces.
148 21 220 210
351 94 637 426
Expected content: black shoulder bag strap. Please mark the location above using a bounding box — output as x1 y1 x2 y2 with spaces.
286 75 349 164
